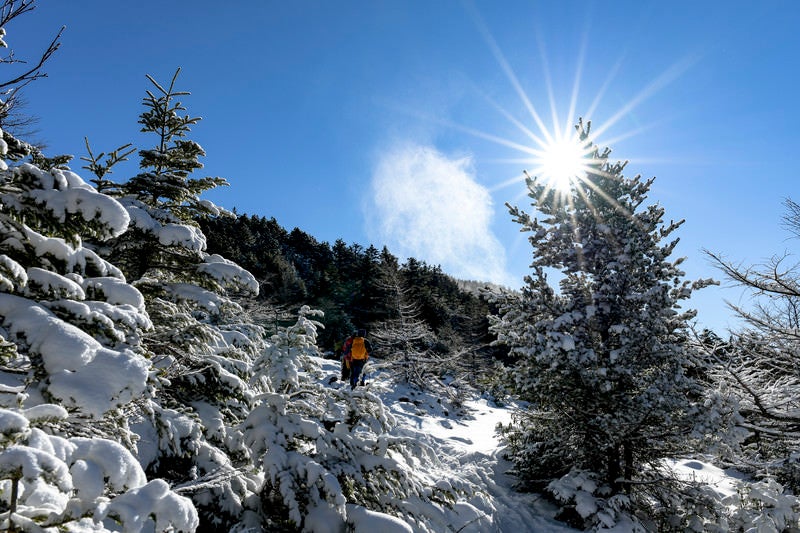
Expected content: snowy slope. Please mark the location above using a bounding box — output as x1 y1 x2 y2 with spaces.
314 356 574 533
312 355 785 533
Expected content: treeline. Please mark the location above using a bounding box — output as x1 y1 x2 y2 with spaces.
200 213 505 358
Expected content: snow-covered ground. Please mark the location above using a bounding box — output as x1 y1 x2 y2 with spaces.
316 356 575 532
313 356 762 533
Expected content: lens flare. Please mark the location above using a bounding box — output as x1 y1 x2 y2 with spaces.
533 131 592 192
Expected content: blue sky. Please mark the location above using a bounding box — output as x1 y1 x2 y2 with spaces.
7 1 800 332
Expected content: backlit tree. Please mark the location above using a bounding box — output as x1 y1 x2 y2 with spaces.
491 120 716 529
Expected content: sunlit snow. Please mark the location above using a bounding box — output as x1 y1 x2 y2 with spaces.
314 357 574 532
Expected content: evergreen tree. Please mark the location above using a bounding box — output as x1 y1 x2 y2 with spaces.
0 10 203 528
491 120 716 529
85 70 263 530
0 404 198 531
125 68 227 218
0 129 152 424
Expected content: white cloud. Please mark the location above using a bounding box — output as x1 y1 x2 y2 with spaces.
366 143 513 285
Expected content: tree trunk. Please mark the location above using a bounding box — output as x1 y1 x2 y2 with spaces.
607 444 621 494
9 476 19 532
623 440 634 493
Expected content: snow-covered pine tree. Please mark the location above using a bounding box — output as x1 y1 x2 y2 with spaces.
0 128 153 423
84 69 263 530
491 120 716 529
0 9 203 528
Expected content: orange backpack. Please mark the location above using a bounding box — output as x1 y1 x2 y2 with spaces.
350 337 368 360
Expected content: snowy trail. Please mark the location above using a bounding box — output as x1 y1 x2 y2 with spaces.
349 362 573 533
319 358 771 533
403 398 574 533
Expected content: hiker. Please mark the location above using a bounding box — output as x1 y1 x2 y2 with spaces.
344 329 371 390
339 333 354 382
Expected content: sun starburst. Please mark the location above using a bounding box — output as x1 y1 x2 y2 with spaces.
529 127 593 194
458 3 696 209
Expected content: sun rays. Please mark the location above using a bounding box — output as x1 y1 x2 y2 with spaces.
371 4 697 287
458 2 697 200
452 4 700 235
529 126 594 194
443 4 707 285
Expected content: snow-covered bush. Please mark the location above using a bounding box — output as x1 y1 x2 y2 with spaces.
546 469 644 531
723 478 800 533
699 325 800 493
251 305 324 394
0 405 198 532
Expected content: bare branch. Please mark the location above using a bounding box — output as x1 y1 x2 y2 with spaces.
0 0 35 28
782 197 800 239
0 25 63 91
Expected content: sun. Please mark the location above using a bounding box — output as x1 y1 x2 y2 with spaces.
531 129 592 192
